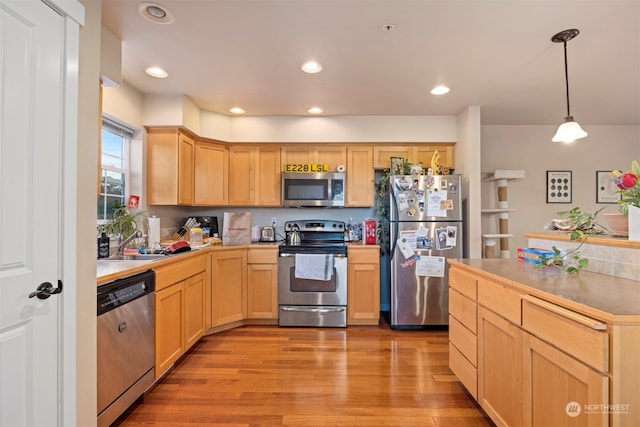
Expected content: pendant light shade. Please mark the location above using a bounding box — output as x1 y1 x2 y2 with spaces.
552 117 588 143
551 29 587 143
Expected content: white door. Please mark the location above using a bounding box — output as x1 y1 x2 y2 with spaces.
1 1 66 425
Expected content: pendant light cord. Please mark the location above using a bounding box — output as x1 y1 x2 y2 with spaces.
563 40 571 118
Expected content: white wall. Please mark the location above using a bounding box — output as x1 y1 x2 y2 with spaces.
102 84 143 127
226 115 457 142
481 125 640 253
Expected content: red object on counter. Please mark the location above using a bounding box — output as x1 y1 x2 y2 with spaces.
165 240 191 254
363 219 377 245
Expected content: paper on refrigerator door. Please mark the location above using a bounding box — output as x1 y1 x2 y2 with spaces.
397 230 417 259
415 256 445 277
427 190 448 217
446 225 457 247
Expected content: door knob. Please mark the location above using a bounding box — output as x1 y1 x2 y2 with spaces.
29 280 63 300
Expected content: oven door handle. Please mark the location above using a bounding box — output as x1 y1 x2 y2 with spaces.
279 253 346 258
280 306 346 313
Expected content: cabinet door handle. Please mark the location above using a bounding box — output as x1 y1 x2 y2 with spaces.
523 295 607 330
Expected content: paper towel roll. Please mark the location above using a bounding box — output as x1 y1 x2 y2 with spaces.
148 216 161 247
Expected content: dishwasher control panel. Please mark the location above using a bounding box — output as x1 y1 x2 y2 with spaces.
97 270 155 315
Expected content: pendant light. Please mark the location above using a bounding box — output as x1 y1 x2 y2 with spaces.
551 29 588 143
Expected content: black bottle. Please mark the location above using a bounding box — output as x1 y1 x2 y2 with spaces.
97 232 110 259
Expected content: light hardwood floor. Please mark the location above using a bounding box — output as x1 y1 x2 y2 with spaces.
115 321 493 426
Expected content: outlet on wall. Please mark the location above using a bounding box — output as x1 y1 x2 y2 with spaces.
271 217 277 226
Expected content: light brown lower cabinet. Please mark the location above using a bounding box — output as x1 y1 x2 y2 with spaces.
247 247 278 319
184 273 206 349
477 306 522 427
448 268 478 398
154 254 206 378
155 272 205 373
155 282 184 377
523 332 609 427
347 246 380 325
211 249 247 326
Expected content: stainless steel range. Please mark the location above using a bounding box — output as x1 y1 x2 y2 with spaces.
278 220 348 327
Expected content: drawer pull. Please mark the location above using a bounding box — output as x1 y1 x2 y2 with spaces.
523 295 607 330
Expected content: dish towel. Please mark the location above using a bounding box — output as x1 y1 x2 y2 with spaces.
294 254 334 280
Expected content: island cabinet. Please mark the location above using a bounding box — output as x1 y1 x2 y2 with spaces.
521 296 609 427
211 248 247 327
372 144 455 171
154 253 207 378
346 245 380 325
448 267 478 399
194 138 228 206
449 259 640 427
228 144 281 206
146 127 195 205
281 145 346 172
476 278 525 427
246 247 278 320
346 146 374 207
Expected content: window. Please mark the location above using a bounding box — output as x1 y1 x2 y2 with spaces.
98 117 134 221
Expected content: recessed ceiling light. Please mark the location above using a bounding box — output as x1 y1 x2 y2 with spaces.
145 67 168 78
301 61 322 74
229 107 246 114
430 85 451 95
138 2 174 24
307 107 323 114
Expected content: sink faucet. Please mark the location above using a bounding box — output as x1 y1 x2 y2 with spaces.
118 231 143 254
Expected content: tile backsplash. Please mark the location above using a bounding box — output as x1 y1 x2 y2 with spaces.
528 237 640 282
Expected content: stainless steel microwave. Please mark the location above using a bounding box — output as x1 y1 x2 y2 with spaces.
281 172 345 207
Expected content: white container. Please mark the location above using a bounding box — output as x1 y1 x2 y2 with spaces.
148 216 161 247
251 226 262 243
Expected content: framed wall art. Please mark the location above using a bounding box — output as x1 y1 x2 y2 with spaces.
546 170 572 203
596 170 621 204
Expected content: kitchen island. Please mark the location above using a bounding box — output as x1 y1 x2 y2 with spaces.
448 258 640 427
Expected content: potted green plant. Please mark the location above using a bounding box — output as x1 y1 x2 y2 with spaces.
543 206 606 274
99 203 148 249
375 169 391 251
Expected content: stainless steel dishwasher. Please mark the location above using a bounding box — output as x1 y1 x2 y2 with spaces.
97 270 155 427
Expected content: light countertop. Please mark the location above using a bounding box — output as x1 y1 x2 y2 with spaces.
97 242 378 285
449 258 640 322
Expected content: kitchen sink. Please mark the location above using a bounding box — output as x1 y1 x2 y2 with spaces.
105 253 168 261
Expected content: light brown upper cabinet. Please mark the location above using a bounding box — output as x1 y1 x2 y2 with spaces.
281 145 347 172
194 138 228 206
373 144 455 170
146 127 195 205
346 146 374 207
228 144 281 206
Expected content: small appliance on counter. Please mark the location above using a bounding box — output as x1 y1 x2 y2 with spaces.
196 216 218 238
260 226 275 242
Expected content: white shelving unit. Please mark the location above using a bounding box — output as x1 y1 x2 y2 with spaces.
481 170 525 258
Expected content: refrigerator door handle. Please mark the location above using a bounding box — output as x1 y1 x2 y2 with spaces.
390 185 399 260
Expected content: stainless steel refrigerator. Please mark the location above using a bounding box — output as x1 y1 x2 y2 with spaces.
389 174 463 328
